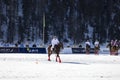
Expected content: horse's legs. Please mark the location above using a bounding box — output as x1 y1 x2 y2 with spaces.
48 55 51 61
56 56 57 62
86 50 89 54
56 53 61 63
48 51 52 61
95 50 99 55
58 56 61 63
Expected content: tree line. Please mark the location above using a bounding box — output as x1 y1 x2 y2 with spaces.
0 0 120 44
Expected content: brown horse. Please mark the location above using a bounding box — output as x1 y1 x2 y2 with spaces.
94 45 100 55
107 43 117 55
47 42 64 63
85 44 91 54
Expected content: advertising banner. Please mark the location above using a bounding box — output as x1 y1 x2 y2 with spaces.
0 47 18 53
0 47 46 53
72 48 94 54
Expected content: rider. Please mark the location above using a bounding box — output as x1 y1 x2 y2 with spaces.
85 40 91 54
94 40 100 54
94 40 99 47
51 36 59 51
85 40 91 47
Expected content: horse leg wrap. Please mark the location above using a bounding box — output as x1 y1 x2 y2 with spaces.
48 57 51 61
58 57 61 63
56 57 58 62
56 57 61 63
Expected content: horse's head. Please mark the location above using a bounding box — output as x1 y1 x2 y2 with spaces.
59 42 64 49
86 44 90 48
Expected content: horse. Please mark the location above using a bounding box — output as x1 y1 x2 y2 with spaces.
47 42 64 63
85 44 91 54
107 43 117 55
94 44 100 55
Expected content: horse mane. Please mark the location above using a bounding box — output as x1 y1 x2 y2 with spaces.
86 44 90 48
59 42 64 49
54 42 63 48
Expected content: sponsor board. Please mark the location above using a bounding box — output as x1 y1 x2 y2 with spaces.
0 47 46 53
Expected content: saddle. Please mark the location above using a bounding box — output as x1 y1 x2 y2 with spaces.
53 44 58 51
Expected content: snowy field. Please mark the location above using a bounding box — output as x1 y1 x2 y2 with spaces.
0 53 120 80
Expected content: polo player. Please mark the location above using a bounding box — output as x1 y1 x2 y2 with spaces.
94 40 100 55
85 40 91 54
51 36 59 51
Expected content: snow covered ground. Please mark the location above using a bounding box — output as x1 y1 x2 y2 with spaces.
0 53 120 80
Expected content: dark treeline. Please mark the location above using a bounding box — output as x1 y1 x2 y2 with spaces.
0 0 120 44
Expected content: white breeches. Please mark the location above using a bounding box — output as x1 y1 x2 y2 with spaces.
51 44 55 50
